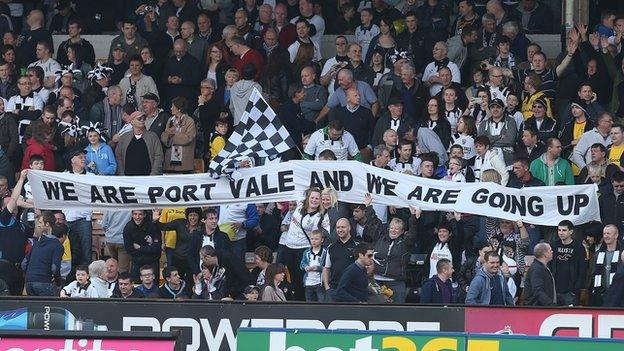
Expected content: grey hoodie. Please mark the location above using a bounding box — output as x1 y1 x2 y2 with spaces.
465 267 515 306
229 80 263 125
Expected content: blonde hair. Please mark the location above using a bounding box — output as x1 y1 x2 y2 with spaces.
481 169 502 184
321 187 338 207
389 217 405 230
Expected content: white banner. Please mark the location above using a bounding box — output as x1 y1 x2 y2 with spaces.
28 161 600 225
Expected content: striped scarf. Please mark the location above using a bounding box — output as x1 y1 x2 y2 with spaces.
593 243 621 289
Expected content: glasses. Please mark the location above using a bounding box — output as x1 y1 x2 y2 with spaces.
532 105 545 109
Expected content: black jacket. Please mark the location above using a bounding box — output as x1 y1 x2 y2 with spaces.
524 259 558 306
279 99 317 148
189 228 232 275
349 206 385 245
521 116 558 143
599 192 624 235
122 220 161 266
371 112 414 147
559 118 594 154
506 172 545 188
604 271 624 307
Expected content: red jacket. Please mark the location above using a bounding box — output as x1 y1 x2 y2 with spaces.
233 48 265 81
21 137 55 171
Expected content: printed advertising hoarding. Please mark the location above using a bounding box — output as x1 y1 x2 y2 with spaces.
235 329 624 351
464 306 624 338
0 299 464 351
0 337 175 351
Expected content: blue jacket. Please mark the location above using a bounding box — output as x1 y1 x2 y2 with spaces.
334 261 368 302
420 276 454 304
465 267 515 306
23 234 63 284
84 143 117 175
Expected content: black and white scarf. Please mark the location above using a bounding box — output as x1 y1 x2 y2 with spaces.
593 243 621 289
493 53 516 69
434 57 450 71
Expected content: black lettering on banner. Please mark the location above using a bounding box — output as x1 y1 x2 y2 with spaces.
367 174 397 196
245 177 261 197
230 179 243 199
103 186 122 203
165 187 181 202
61 182 78 201
407 186 423 201
557 194 589 215
119 187 138 203
422 188 442 202
42 181 77 201
471 188 489 204
309 171 354 191
528 196 544 216
181 185 199 201
278 170 295 192
440 189 460 204
261 174 278 194
200 183 215 199
148 187 164 203
91 186 105 203
309 172 324 188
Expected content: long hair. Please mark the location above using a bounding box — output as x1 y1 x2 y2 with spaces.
265 263 285 287
205 42 225 68
301 187 325 215
293 43 314 68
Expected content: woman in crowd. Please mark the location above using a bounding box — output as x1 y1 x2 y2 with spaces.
422 96 451 148
261 263 288 302
320 187 349 244
22 124 55 171
162 97 197 174
365 17 396 67
277 187 329 301
204 42 230 90
463 88 491 125
66 43 92 93
84 124 116 175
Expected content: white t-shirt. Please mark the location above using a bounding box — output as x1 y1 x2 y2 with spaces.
304 129 360 160
422 61 461 96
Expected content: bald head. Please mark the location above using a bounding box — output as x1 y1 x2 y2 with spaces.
28 10 44 28
173 39 187 58
335 218 351 240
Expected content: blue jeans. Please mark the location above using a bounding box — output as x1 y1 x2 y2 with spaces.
68 219 92 265
305 284 326 302
25 282 55 296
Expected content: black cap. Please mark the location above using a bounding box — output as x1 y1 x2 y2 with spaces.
56 0 71 10
533 96 548 108
243 285 260 294
67 147 87 159
488 98 504 108
388 95 403 106
142 92 159 103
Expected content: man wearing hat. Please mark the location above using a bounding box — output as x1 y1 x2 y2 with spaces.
62 147 93 265
519 96 557 144
141 93 169 138
562 83 605 125
372 95 415 147
559 96 594 171
115 107 164 176
477 98 517 166
107 19 148 65
572 112 614 171
377 49 409 111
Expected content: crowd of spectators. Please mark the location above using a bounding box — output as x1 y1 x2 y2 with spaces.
0 0 624 307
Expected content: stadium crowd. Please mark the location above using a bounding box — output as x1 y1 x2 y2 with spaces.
0 0 624 307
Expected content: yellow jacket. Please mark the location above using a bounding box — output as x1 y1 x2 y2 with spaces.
521 91 553 120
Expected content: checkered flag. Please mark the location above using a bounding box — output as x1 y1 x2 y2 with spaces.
208 88 296 175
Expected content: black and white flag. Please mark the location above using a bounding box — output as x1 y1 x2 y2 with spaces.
208 88 295 175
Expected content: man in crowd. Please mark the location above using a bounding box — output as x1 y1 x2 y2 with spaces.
524 242 558 305
550 220 587 305
334 242 372 303
324 218 357 301
466 251 515 306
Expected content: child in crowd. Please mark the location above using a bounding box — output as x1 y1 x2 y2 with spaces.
444 156 467 182
243 285 260 301
443 87 462 135
223 68 239 106
192 263 226 300
19 155 44 235
207 117 229 162
60 265 98 298
506 92 524 128
355 8 379 60
300 230 327 302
